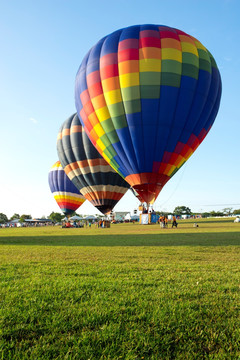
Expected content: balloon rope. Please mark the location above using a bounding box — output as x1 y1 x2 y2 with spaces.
158 163 188 208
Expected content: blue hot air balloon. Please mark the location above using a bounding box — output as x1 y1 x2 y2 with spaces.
75 24 221 203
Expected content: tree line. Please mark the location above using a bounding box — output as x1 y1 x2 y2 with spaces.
0 207 240 224
158 206 240 217
0 211 85 224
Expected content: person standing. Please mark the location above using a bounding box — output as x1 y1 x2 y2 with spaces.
164 216 168 228
159 216 164 228
172 215 178 228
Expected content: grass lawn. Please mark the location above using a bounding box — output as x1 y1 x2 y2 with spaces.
0 219 240 359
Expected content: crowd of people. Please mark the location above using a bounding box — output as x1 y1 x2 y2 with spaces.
1 215 181 229
158 215 178 228
0 221 54 228
62 219 111 228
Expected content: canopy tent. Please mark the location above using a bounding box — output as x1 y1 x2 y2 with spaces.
85 215 99 220
69 215 84 220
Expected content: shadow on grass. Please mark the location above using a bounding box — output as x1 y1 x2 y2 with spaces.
0 232 240 246
184 219 234 224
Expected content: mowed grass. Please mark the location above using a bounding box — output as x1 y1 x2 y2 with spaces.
0 220 240 359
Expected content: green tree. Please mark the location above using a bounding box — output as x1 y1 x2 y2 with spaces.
210 210 224 217
155 211 169 217
20 214 32 219
233 209 240 215
222 208 233 216
202 212 211 218
0 213 8 224
49 212 64 223
173 206 191 216
19 214 32 223
10 213 20 220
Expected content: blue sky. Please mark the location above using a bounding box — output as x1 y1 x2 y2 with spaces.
0 0 239 218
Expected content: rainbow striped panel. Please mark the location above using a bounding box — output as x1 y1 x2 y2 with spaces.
48 161 85 215
75 24 221 203
57 114 130 214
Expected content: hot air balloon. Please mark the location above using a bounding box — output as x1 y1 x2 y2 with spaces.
57 113 130 214
48 161 85 216
75 24 221 204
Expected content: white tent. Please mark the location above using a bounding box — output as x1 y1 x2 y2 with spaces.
70 215 84 220
85 215 98 220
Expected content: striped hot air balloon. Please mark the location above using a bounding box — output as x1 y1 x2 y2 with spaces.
48 161 85 216
57 113 130 214
75 24 222 204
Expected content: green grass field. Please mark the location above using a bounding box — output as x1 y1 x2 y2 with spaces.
0 219 240 359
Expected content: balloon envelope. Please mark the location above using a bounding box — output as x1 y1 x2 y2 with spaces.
130 187 154 205
48 161 85 216
75 24 222 203
57 114 130 214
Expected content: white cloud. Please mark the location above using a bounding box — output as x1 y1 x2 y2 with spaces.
29 117 38 124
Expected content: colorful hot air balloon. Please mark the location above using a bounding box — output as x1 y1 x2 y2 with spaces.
48 161 85 216
57 113 130 214
75 24 222 204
